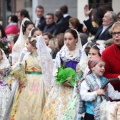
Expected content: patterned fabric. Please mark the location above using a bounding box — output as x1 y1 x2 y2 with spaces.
36 36 53 92
10 54 47 120
62 66 83 120
40 85 73 120
78 80 86 115
0 49 11 119
9 62 27 120
40 30 82 119
0 81 10 119
10 62 27 87
100 100 120 120
40 55 80 119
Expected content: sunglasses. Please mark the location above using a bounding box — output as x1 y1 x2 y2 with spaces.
111 32 120 36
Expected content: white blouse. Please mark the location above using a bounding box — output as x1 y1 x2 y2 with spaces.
80 76 120 101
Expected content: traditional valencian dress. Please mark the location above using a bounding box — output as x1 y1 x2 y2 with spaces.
9 35 53 120
40 37 82 120
10 53 47 120
0 49 11 119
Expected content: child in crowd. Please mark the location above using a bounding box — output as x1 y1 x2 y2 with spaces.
83 44 104 78
80 56 120 120
43 32 53 46
9 36 53 120
30 27 42 36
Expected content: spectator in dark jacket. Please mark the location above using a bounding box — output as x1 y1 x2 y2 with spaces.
43 13 56 34
59 5 71 33
95 11 117 41
35 5 46 31
53 10 64 36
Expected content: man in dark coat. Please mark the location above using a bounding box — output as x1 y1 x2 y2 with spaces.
59 5 71 33
95 11 117 41
35 5 46 31
43 13 56 34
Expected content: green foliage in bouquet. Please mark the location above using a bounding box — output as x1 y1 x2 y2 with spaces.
55 66 76 87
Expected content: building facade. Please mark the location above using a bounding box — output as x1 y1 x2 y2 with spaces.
0 0 119 27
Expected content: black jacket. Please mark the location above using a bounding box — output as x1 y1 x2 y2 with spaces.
37 16 46 31
95 25 112 40
53 18 65 35
62 15 71 33
43 22 56 34
84 18 98 35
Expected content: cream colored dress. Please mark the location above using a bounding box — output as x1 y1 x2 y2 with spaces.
40 85 73 120
10 53 47 120
40 48 81 120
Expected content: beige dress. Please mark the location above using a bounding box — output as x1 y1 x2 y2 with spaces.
40 85 73 120
10 54 47 120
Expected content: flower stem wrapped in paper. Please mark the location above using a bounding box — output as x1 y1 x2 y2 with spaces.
55 62 76 87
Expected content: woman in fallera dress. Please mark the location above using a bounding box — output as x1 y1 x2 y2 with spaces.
40 29 82 120
9 36 53 120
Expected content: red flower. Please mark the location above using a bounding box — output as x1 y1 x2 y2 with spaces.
31 67 36 71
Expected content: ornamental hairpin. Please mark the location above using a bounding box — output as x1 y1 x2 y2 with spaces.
30 37 36 42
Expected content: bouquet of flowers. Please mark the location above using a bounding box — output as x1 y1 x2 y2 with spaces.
10 62 27 88
55 65 76 87
0 37 11 55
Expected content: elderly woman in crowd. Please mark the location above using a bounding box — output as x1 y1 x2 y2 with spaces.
102 21 120 92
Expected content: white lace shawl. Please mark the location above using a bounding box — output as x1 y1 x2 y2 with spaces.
12 18 30 64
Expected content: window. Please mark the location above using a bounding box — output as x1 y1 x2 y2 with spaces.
89 0 112 8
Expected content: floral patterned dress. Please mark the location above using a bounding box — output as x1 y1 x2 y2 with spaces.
0 72 10 120
10 53 47 120
40 47 81 120
0 49 11 120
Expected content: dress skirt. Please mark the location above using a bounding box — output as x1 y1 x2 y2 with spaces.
40 85 73 120
12 74 46 120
